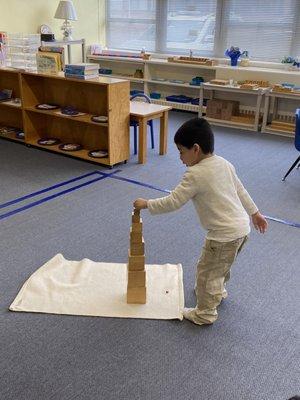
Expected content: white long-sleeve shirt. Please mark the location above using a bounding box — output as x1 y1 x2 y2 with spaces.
147 155 258 242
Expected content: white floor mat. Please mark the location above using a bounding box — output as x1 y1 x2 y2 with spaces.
10 254 184 320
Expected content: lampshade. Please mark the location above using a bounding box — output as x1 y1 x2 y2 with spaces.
54 0 77 21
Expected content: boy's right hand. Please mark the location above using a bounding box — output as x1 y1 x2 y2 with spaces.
251 211 268 233
133 198 148 210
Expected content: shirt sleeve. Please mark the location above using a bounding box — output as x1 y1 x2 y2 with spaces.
230 165 258 215
147 170 198 215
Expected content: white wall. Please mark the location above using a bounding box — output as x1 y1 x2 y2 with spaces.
0 0 106 62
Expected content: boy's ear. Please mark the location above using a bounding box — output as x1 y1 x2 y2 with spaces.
193 143 201 153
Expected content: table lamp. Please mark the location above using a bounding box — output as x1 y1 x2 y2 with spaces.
54 0 77 41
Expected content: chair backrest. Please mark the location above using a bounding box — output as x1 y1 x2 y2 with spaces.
130 93 151 103
295 108 300 151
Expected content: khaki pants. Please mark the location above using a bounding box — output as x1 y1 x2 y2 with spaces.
193 236 248 325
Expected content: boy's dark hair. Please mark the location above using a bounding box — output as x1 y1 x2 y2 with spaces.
288 396 300 400
174 117 214 154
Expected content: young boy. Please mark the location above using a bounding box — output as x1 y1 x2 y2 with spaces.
133 117 268 326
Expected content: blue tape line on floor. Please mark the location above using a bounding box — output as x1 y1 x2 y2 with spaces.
97 172 300 229
97 171 171 194
0 171 99 210
264 215 300 229
0 170 121 221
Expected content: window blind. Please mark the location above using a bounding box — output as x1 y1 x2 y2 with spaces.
106 0 300 61
219 0 300 61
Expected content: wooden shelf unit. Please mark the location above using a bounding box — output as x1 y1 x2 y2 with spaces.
261 90 300 137
0 68 130 166
199 83 269 131
87 55 214 113
88 55 300 136
0 68 24 141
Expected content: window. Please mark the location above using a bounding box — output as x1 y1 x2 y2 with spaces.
106 0 300 61
164 1 217 54
219 0 300 60
106 0 156 51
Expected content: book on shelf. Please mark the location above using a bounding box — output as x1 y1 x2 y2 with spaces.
36 51 62 73
64 66 98 75
65 63 98 71
64 73 99 80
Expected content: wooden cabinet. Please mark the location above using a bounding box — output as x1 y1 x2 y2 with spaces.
0 68 130 166
0 69 24 142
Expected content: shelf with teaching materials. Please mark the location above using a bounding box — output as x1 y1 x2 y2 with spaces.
19 72 130 166
261 89 300 137
87 54 300 135
199 82 270 131
87 55 216 112
0 68 24 142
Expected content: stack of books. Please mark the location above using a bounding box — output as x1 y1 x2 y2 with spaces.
64 63 99 80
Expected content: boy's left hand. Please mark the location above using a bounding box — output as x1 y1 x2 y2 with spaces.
133 198 148 210
251 211 268 233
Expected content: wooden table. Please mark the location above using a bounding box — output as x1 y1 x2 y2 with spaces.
130 101 172 164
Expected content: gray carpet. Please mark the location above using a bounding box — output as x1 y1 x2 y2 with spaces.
0 112 299 400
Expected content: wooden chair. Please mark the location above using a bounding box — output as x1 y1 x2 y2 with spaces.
282 108 300 181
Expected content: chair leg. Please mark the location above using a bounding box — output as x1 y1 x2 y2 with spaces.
282 155 300 181
149 120 154 149
133 125 137 155
297 162 300 169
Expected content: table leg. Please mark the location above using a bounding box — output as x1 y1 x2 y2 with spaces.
67 45 71 64
82 39 86 62
159 111 168 155
261 94 270 132
138 118 147 164
199 86 203 117
254 92 263 131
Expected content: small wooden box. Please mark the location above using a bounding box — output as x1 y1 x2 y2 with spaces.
128 251 145 271
127 286 146 304
127 270 146 287
210 79 229 86
132 211 140 223
130 227 143 243
130 240 145 256
206 99 239 120
132 221 143 233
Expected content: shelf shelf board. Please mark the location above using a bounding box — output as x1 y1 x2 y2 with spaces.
268 91 300 100
0 131 25 142
147 58 217 70
99 73 144 83
0 100 22 108
202 83 268 94
205 117 256 130
262 126 295 137
27 140 110 164
150 98 200 112
24 107 109 127
88 55 145 64
146 79 201 89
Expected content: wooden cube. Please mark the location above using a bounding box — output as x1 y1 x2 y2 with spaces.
131 220 143 233
132 211 140 223
128 251 145 271
127 270 146 287
127 286 146 304
130 227 142 243
130 240 145 256
206 99 239 120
